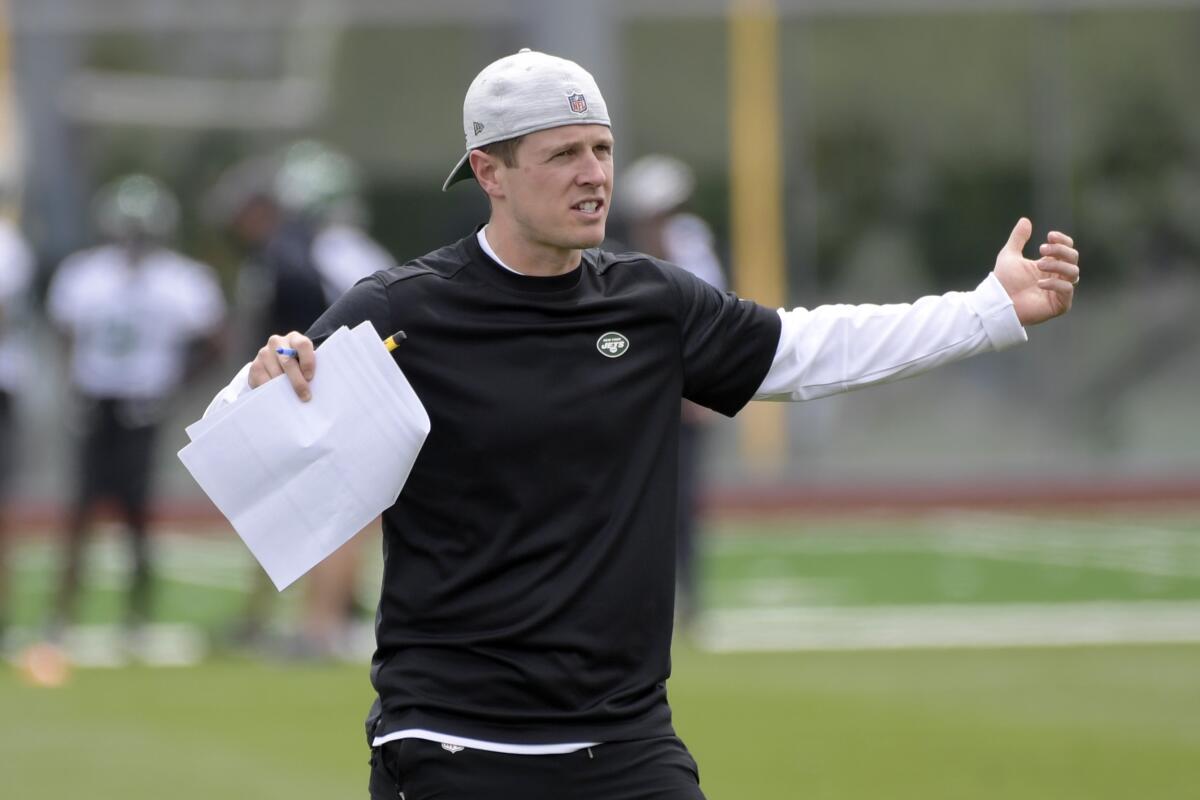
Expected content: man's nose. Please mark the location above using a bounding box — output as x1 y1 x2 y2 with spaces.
577 153 607 186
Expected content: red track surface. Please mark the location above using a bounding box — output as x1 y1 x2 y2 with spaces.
6 477 1198 534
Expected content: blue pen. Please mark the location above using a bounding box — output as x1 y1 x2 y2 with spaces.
275 347 299 358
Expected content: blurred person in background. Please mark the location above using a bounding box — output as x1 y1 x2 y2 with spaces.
46 174 226 645
0 205 34 649
202 153 290 649
209 140 393 658
236 140 394 344
272 140 394 659
618 154 724 632
209 50 1079 799
275 140 396 312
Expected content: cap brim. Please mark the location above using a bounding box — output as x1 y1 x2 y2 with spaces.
441 150 474 192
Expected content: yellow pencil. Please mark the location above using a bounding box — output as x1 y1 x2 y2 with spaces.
383 330 407 352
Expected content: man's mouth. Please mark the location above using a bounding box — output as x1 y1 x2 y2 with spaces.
573 200 603 214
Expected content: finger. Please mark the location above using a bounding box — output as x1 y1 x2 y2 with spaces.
265 334 294 373
279 355 311 402
1036 258 1080 284
284 332 316 381
267 333 312 401
258 338 290 379
256 351 281 379
1047 231 1074 248
1005 217 1033 254
248 348 279 388
1038 242 1078 264
1037 277 1075 309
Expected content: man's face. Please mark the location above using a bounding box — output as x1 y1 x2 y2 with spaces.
231 196 281 250
495 124 614 253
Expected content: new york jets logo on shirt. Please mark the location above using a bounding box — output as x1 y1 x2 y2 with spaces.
596 332 630 358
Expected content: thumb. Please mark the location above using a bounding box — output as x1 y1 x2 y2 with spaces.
1004 217 1032 255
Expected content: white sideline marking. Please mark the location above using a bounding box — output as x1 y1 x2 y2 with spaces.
697 601 1200 652
4 623 207 667
934 513 1200 579
14 534 254 591
709 513 1200 586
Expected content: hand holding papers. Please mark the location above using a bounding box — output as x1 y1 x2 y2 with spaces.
178 322 430 590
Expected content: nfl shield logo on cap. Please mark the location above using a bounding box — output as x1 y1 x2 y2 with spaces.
567 92 588 114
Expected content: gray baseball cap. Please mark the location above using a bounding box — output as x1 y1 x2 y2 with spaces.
442 49 611 192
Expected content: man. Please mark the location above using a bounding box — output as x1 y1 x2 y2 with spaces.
618 153 726 631
206 50 1078 799
47 174 226 641
0 211 34 646
268 140 395 658
210 142 394 657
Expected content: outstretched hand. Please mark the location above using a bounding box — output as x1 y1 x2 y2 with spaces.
992 217 1079 326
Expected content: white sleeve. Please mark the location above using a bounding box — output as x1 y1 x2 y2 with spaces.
46 257 83 329
202 362 254 417
754 272 1027 402
313 226 396 303
662 213 726 291
0 224 33 299
187 270 227 335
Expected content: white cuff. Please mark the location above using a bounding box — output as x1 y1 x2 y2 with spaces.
967 273 1027 352
202 362 254 419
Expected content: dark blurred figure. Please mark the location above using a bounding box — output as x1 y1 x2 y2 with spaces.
46 174 226 640
618 154 726 631
0 210 34 647
217 140 393 344
209 141 393 658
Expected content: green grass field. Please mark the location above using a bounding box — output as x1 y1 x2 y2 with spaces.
4 510 1200 798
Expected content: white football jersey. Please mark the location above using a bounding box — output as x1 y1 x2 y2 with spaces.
48 244 225 399
311 224 395 305
660 212 725 291
0 219 35 392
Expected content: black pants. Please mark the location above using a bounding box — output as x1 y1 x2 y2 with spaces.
0 390 14 494
54 397 162 627
369 736 706 800
0 391 13 634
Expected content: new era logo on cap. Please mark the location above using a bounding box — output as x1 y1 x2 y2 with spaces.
472 122 485 136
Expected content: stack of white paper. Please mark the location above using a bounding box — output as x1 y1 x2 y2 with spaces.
178 322 430 590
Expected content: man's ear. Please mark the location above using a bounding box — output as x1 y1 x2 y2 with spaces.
470 150 505 199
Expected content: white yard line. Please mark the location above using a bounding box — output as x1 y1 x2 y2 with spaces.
13 534 255 591
932 513 1200 579
698 601 1200 652
4 622 208 668
710 512 1200 579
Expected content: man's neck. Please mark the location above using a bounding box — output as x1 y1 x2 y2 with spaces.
482 221 579 277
